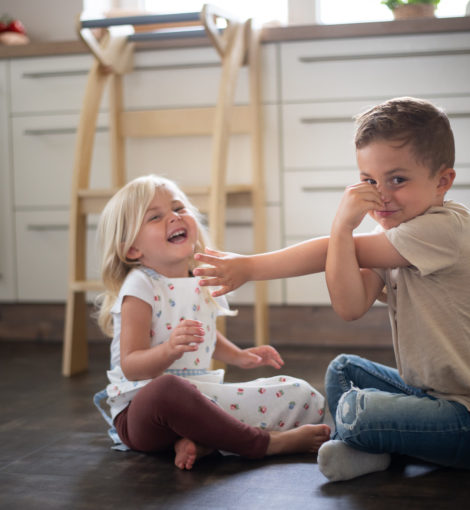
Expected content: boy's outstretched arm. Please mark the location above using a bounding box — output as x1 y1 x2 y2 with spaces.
194 237 329 297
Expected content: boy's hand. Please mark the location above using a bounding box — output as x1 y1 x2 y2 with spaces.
334 182 383 232
193 248 250 297
167 319 205 360
236 346 284 370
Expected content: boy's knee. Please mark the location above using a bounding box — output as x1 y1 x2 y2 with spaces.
325 353 357 387
327 353 360 374
335 387 387 439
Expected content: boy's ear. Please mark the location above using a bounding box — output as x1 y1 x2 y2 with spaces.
437 167 456 194
126 245 142 261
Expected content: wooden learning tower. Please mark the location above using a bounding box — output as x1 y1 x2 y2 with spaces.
62 4 268 376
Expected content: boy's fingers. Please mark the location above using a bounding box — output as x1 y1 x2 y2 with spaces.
205 247 224 256
194 253 219 265
211 287 229 297
194 267 217 277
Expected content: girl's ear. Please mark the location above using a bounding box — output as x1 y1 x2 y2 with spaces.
437 167 456 195
126 245 142 261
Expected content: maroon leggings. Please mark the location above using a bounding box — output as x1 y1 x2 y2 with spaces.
114 374 270 458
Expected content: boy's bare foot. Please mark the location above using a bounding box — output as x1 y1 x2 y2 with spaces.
266 424 331 456
174 437 214 470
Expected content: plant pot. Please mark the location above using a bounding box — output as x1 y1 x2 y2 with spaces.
392 4 436 20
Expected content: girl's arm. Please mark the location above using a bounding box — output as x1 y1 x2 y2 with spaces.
120 295 205 380
212 330 284 369
326 182 408 320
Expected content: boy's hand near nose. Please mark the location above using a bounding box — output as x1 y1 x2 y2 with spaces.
332 182 384 233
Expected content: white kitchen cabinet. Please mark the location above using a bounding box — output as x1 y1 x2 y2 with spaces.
280 33 470 304
125 44 278 109
12 113 111 208
0 61 16 301
125 104 280 204
2 27 469 305
15 211 100 301
280 33 470 103
9 54 95 114
7 45 280 303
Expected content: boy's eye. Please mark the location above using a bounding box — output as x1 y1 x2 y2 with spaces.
362 178 376 185
391 177 406 185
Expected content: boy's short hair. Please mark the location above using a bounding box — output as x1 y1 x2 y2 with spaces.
354 97 455 174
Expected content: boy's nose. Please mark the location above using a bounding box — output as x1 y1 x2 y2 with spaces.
376 184 390 203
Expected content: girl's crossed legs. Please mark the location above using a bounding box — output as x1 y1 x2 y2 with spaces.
319 354 470 481
115 374 330 470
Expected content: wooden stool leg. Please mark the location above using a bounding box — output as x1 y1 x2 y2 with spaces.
62 290 88 376
62 61 109 376
249 23 269 346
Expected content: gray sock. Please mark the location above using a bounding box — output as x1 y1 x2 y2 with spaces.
318 440 391 482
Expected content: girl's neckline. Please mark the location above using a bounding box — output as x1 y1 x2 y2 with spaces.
139 265 194 280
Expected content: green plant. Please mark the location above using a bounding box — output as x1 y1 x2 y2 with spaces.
381 0 440 11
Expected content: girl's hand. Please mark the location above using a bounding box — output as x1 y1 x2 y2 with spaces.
167 319 205 360
193 248 251 297
333 182 383 233
236 346 284 370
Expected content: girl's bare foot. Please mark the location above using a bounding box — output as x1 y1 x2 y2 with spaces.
266 424 331 456
174 437 214 470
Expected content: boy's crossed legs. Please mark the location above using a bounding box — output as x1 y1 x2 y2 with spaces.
319 354 470 481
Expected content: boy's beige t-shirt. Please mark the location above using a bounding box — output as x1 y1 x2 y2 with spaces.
374 201 470 411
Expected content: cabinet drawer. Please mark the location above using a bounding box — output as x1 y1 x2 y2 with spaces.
282 101 367 170
281 34 470 102
125 44 278 109
126 104 280 203
223 205 282 305
286 273 330 306
283 96 470 173
15 211 100 302
283 236 330 305
12 113 111 208
10 55 95 114
283 170 376 239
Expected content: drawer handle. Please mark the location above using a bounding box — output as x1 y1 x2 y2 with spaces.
300 117 351 124
27 224 97 232
226 221 252 227
302 185 345 193
22 70 89 79
298 48 470 64
24 126 108 136
134 62 220 72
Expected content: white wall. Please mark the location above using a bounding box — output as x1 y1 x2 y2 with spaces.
0 0 82 41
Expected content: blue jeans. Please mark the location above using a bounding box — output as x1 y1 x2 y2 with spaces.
325 354 470 469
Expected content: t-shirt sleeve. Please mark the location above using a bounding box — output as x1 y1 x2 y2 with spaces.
110 269 155 314
385 207 462 277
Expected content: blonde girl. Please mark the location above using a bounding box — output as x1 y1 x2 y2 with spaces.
96 174 329 470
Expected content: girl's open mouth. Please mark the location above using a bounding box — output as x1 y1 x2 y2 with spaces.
167 229 188 243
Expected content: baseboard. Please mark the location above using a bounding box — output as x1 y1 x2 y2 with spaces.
0 302 392 347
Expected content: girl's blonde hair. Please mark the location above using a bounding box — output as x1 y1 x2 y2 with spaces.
96 174 223 336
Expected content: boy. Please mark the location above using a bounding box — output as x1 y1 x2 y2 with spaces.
194 97 470 480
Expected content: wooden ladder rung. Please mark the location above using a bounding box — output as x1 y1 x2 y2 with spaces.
78 188 119 214
121 106 252 138
77 185 254 215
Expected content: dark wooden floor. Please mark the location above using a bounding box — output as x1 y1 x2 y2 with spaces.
1 340 468 510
